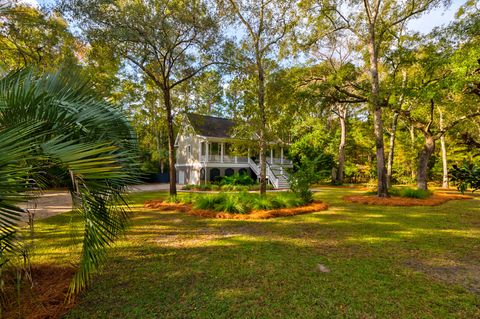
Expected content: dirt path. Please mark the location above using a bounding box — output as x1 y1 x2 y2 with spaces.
19 191 73 221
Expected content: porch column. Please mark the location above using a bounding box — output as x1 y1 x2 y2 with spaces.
280 147 284 174
221 142 224 163
206 142 209 162
235 155 238 163
247 148 250 159
199 141 203 162
270 148 273 164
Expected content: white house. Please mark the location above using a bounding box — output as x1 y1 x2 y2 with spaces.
174 113 292 188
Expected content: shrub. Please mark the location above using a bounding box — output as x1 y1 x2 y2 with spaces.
220 173 255 186
387 187 432 199
194 193 226 210
251 196 272 210
450 163 480 193
288 159 318 203
220 193 250 214
191 192 307 214
220 184 250 192
248 184 273 191
400 188 431 199
268 192 305 209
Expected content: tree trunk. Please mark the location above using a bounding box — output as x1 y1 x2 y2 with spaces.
409 125 416 179
257 53 267 196
162 88 177 197
155 128 163 173
440 134 448 188
367 32 388 197
416 135 435 190
337 106 347 184
439 109 448 188
386 111 399 188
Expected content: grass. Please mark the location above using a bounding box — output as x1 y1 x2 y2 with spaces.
13 188 480 318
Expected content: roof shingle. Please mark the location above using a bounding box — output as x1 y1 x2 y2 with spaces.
186 113 236 138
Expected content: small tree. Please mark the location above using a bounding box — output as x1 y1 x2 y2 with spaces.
223 0 298 196
450 163 480 194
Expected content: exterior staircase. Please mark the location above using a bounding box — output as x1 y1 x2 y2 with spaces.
248 158 291 189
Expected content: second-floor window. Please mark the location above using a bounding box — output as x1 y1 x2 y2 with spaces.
210 142 220 156
201 142 206 156
186 145 191 157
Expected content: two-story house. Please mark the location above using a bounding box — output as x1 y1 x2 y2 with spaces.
174 113 292 188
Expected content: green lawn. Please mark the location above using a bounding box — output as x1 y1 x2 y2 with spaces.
31 188 480 318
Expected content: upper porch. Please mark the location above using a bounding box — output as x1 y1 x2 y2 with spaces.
198 140 292 166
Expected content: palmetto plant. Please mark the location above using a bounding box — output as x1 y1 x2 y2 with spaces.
0 68 138 296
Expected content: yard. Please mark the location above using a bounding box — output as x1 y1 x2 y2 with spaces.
24 187 480 318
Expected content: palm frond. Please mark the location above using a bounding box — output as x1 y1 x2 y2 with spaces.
0 68 139 296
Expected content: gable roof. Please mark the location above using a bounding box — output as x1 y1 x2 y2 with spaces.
186 113 236 138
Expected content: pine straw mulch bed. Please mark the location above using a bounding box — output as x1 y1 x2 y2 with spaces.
343 193 473 206
143 200 328 220
2 265 76 319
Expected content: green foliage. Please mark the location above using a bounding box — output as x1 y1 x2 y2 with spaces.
220 184 250 192
0 68 138 296
26 189 480 318
182 182 272 192
388 187 432 199
288 158 320 203
220 173 255 186
289 120 335 180
192 192 306 214
0 4 79 71
450 163 480 194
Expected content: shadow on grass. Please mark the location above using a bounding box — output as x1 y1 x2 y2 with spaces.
18 188 480 318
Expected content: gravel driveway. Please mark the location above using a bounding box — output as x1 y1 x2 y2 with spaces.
19 184 176 221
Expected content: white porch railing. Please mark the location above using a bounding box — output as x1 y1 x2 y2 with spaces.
200 155 249 163
248 158 260 176
266 163 279 188
248 158 290 189
270 158 292 165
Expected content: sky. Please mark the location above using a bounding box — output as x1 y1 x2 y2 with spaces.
27 0 467 35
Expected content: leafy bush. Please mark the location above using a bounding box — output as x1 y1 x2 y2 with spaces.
270 192 305 208
192 192 307 214
220 173 255 186
182 184 220 191
248 184 274 191
194 193 227 210
388 187 432 199
182 182 268 192
288 158 318 203
220 184 250 192
450 163 480 193
251 196 272 210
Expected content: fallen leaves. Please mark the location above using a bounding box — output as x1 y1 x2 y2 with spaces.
343 193 473 206
143 200 328 219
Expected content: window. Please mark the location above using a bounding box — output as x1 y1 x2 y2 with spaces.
186 145 191 157
225 168 234 176
210 142 221 155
